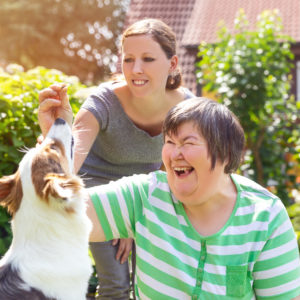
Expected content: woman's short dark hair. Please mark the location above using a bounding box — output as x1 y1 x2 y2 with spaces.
162 97 245 173
121 18 182 90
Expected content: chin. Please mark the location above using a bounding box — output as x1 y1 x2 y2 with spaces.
172 188 195 203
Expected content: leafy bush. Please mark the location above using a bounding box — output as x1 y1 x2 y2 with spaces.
287 203 300 246
0 64 87 255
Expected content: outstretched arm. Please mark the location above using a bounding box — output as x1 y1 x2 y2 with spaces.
87 195 106 243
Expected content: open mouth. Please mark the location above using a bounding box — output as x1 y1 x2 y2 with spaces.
132 80 148 86
174 167 194 177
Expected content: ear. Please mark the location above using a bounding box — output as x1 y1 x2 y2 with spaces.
0 172 23 215
43 174 83 201
169 55 178 71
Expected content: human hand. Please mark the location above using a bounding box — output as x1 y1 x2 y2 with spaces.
112 238 133 264
38 83 73 137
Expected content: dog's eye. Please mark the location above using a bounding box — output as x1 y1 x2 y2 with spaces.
50 144 61 153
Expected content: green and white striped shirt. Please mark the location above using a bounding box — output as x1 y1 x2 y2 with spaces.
89 171 300 299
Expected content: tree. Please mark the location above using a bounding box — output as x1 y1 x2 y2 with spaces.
0 0 130 84
196 9 300 205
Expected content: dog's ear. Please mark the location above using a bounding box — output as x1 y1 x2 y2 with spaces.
42 174 83 201
0 171 23 215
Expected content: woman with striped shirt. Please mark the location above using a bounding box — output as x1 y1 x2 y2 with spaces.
86 97 300 299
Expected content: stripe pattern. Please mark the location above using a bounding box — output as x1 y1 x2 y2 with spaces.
89 171 300 299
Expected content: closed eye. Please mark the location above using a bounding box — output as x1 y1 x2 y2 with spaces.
143 57 154 62
48 140 64 156
50 144 60 152
165 139 174 145
123 57 133 63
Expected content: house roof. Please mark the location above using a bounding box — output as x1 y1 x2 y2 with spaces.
124 0 300 94
183 0 300 46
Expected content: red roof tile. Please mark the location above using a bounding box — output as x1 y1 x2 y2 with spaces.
124 0 195 40
183 0 300 46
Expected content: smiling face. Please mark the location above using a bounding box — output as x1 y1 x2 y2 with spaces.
162 121 227 206
121 34 177 98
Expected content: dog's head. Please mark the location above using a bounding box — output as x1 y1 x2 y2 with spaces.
0 118 84 216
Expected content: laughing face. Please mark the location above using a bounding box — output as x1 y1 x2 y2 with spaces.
121 34 176 98
162 121 226 206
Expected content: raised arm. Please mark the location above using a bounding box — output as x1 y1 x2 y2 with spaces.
38 85 99 174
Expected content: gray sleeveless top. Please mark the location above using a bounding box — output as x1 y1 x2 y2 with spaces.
79 81 195 187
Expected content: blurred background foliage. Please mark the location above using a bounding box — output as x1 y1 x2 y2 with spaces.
0 0 130 84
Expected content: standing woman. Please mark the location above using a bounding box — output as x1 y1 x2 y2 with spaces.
38 19 194 299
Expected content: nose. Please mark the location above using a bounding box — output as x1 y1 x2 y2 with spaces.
132 59 143 74
54 118 66 125
170 144 183 160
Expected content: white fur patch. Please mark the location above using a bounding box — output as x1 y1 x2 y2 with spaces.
0 119 92 300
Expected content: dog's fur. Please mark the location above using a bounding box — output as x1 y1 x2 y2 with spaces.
0 118 92 300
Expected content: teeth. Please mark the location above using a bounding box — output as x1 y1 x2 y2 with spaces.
173 167 193 176
174 167 190 171
133 80 146 85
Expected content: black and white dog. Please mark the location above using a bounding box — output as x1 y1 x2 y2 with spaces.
0 118 92 300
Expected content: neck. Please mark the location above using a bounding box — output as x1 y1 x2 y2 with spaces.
131 90 170 114
184 174 237 236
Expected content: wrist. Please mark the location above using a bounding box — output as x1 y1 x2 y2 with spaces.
66 113 73 128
